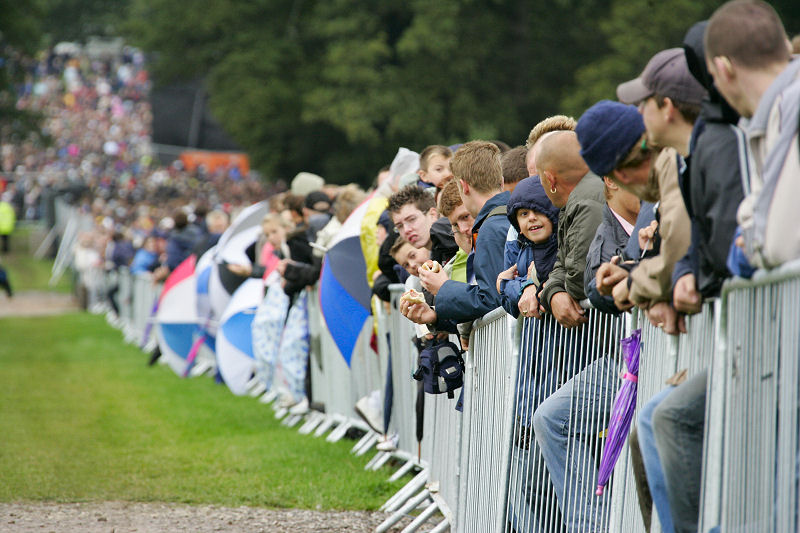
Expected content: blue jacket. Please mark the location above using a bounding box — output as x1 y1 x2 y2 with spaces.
130 249 158 274
436 190 510 324
500 177 559 317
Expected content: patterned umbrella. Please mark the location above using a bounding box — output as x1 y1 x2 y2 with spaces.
596 328 641 496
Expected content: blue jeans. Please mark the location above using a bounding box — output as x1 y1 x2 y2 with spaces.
638 386 676 533
533 356 619 532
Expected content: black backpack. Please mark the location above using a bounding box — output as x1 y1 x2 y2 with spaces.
412 338 465 398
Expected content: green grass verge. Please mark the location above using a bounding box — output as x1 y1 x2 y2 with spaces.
1 224 72 293
0 313 400 508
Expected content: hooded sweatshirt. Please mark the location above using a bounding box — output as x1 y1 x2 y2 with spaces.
500 176 559 317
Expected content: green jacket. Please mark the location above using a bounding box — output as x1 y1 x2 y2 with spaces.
541 172 605 310
0 202 15 235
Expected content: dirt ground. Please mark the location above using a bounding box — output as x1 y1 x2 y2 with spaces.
0 502 413 533
0 291 79 317
0 293 416 533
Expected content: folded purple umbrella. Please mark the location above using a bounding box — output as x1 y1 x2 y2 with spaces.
596 328 641 496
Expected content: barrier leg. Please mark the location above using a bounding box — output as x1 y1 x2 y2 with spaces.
375 489 430 533
388 459 416 482
369 451 393 471
313 415 337 437
298 411 325 435
326 419 352 442
381 470 428 512
282 413 303 427
400 500 439 533
352 431 379 455
427 519 450 533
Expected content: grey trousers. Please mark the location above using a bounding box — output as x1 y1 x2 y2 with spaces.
652 369 707 533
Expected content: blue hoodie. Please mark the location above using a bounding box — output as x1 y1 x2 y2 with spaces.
500 176 559 317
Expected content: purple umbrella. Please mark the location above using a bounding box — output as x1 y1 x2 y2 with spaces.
596 328 641 496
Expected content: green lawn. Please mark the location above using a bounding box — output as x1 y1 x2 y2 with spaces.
1 223 72 293
0 312 399 509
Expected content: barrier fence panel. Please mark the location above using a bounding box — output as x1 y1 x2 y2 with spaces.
711 262 800 533
307 288 329 408
458 308 516 533
504 308 625 533
420 373 463 525
388 285 422 460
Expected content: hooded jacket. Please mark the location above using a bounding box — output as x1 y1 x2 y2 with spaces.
671 21 746 297
500 177 559 317
435 190 510 324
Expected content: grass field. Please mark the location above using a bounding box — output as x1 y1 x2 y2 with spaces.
1 223 72 293
0 312 399 509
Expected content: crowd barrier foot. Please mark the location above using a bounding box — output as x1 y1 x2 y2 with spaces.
352 430 379 455
375 489 431 533
381 470 428 513
326 419 353 442
369 451 393 471
365 451 387 471
189 361 214 377
282 414 303 427
427 518 450 533
388 458 416 482
273 407 289 420
259 390 279 404
400 500 440 533
122 326 137 344
248 381 267 398
298 411 325 435
313 416 337 437
142 339 157 353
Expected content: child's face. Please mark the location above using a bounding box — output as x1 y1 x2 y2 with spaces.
262 221 286 249
516 209 553 244
419 155 452 188
392 243 431 277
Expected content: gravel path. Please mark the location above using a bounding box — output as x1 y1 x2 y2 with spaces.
0 291 78 317
0 502 413 533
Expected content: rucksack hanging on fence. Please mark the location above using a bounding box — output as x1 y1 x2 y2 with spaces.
412 339 464 398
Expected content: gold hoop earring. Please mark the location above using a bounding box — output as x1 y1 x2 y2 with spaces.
550 186 557 194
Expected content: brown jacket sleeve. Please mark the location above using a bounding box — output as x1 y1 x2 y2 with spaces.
629 148 691 307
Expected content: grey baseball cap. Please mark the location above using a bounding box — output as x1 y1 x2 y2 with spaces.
617 48 707 106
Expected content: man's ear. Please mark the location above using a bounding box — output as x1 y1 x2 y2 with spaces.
459 178 470 196
603 176 619 191
713 56 735 83
427 206 438 219
540 170 555 190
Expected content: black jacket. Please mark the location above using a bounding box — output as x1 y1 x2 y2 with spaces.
585 205 632 314
673 21 744 298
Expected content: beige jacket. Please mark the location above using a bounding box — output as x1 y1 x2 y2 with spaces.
628 148 691 307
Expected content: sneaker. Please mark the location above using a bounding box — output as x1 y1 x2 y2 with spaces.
288 397 309 415
376 433 399 452
355 393 384 434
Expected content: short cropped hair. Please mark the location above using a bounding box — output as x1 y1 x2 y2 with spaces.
525 115 577 149
451 141 503 194
389 235 411 258
705 0 789 69
334 184 366 223
419 145 452 171
283 193 305 217
653 94 701 125
501 146 530 185
387 184 436 215
437 179 464 217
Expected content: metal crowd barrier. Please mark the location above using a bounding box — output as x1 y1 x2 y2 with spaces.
704 260 800 533
459 307 517 533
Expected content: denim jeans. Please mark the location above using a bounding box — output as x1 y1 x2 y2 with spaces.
533 355 619 532
638 385 676 533
652 370 707 533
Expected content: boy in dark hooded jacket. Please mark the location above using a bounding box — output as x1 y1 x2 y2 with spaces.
496 176 559 318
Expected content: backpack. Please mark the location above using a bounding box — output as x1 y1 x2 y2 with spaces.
412 338 465 398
